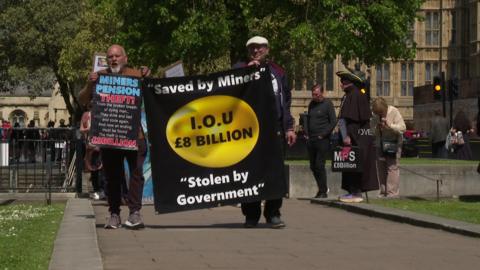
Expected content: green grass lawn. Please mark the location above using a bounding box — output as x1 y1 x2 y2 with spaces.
398 158 477 165
370 198 480 225
0 202 65 270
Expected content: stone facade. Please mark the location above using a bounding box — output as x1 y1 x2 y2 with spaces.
291 0 480 131
0 85 70 127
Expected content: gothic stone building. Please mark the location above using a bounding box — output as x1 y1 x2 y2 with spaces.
290 0 479 133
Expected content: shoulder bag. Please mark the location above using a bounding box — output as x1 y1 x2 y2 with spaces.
380 128 398 156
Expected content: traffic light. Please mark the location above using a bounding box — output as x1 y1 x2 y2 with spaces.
449 78 459 99
433 76 442 100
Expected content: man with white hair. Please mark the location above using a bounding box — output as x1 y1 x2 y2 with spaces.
234 36 296 228
79 44 150 229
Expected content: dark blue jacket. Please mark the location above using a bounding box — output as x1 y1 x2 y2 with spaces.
233 61 295 133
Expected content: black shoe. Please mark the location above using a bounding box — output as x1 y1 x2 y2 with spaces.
244 219 258 228
315 193 328 199
266 216 285 229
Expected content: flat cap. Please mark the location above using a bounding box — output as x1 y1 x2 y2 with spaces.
246 36 269 47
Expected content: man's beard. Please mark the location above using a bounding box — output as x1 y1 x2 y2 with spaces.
252 55 266 63
110 64 124 74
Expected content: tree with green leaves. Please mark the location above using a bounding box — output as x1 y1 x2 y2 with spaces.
112 0 232 74
109 0 423 76
1 0 424 118
58 0 120 95
0 0 120 118
242 0 424 84
0 0 84 114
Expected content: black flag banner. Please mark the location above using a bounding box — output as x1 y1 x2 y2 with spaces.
143 65 287 213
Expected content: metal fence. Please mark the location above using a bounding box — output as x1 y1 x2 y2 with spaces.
0 127 79 194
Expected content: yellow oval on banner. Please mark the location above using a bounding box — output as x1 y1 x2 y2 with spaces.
166 95 259 168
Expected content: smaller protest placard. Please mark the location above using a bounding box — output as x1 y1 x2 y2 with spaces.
93 53 108 73
89 73 142 150
331 146 362 172
164 61 185 78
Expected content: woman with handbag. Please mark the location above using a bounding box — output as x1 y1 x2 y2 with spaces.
371 97 406 198
451 110 473 160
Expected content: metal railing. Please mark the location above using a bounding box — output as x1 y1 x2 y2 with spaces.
0 128 78 196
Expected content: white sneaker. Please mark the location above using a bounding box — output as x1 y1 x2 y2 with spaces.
91 192 105 200
90 192 100 200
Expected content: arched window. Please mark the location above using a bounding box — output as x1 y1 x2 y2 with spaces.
9 110 27 127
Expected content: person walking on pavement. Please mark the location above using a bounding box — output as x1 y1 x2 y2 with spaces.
371 97 406 198
234 36 296 228
430 109 449 159
304 84 336 198
79 44 150 229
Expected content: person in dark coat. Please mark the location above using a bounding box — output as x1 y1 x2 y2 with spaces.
233 36 296 228
336 67 378 203
451 110 473 160
11 122 23 161
46 120 56 161
25 120 39 163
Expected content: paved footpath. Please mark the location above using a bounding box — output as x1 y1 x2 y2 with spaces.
93 199 480 270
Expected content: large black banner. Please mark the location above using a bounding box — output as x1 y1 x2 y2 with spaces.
143 65 287 213
90 74 142 150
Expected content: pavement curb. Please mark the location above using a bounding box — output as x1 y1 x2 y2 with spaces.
310 198 480 238
0 193 77 201
49 198 103 270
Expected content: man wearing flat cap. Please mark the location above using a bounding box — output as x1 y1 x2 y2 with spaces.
335 66 378 203
233 36 296 228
